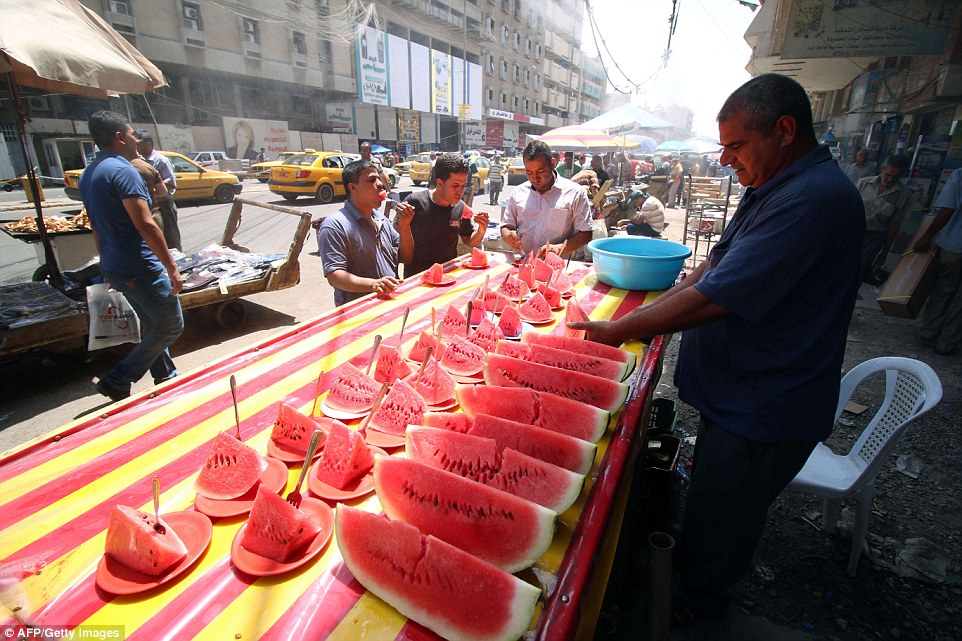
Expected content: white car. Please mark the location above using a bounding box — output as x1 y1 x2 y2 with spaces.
189 151 232 168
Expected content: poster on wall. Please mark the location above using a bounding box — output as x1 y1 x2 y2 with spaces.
398 110 420 144
465 121 485 147
485 120 504 148
156 125 195 156
431 49 451 116
222 117 289 160
357 25 388 105
411 43 431 113
387 34 410 109
325 103 355 132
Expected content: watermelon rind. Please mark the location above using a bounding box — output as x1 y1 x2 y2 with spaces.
240 485 321 562
105 505 188 576
195 432 269 500
455 384 609 444
335 507 540 641
422 411 472 433
494 340 629 381
313 422 374 489
522 332 636 376
374 456 557 573
484 353 629 412
439 335 486 376
369 378 426 436
326 362 380 413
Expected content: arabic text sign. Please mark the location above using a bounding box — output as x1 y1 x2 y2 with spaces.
357 25 388 105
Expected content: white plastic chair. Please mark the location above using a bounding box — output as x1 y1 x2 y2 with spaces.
787 357 942 576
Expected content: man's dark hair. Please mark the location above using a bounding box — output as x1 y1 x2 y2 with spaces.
342 159 376 189
88 110 130 149
717 74 815 139
433 152 469 183
523 141 553 164
884 154 910 172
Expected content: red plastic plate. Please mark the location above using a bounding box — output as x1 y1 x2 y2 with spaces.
307 445 388 501
230 498 334 576
194 457 288 518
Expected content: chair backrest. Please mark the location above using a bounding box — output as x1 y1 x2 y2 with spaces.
839 357 942 486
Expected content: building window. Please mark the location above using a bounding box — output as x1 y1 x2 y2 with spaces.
534 72 541 90
317 39 332 64
486 53 495 74
512 64 519 84
182 2 202 31
292 31 307 56
512 32 520 51
500 91 507 108
243 18 260 45
513 95 519 110
524 37 531 57
523 68 530 87
534 43 541 60
485 15 495 37
501 24 509 43
109 0 131 15
487 88 495 106
500 58 508 80
292 95 312 115
501 0 509 13
523 98 529 114
242 87 266 111
514 0 521 19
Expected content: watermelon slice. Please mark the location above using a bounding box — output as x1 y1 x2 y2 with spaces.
195 432 269 500
104 505 188 576
404 356 456 406
408 330 446 363
470 247 489 267
484 353 629 412
373 344 414 384
439 335 486 376
498 275 529 301
271 402 327 454
468 300 486 326
522 332 635 374
374 456 557 572
335 507 540 641
495 340 629 381
407 427 585 513
421 263 445 284
239 485 322 562
455 384 609 443
468 317 505 352
543 252 565 272
469 413 596 475
551 270 574 294
564 296 588 340
498 305 523 337
542 283 563 309
422 411 472 433
519 292 552 323
438 305 468 337
368 378 426 436
483 290 511 313
313 421 374 489
326 362 380 413
517 263 538 289
533 258 554 282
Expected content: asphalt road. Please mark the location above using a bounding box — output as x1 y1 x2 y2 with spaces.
0 176 516 452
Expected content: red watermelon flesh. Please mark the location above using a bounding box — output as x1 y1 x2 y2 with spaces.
404 356 456 406
470 247 489 267
468 317 505 352
369 378 426 436
439 335 486 376
469 299 486 326
468 413 596 475
484 353 629 412
326 362 380 413
240 485 321 562
498 305 523 338
455 384 609 443
552 270 574 294
517 263 537 289
105 505 188 576
335 506 540 641
422 411 472 433
271 402 327 454
497 276 529 301
374 344 414 384
407 427 585 513
543 252 565 272
438 305 468 337
422 263 445 284
533 258 554 282
195 432 269 500
542 283 563 308
313 421 374 489
564 297 588 340
483 290 511 313
522 332 635 374
374 456 557 573
408 330 446 363
495 340 629 381
519 292 552 323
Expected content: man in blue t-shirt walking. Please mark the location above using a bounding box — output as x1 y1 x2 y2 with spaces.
80 110 185 402
569 74 865 625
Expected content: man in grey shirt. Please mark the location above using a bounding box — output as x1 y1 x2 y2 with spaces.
136 130 182 250
318 159 402 306
844 147 875 184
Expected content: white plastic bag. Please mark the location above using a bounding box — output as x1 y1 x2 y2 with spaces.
86 283 141 351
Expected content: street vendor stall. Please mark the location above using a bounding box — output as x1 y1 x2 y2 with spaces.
0 255 666 641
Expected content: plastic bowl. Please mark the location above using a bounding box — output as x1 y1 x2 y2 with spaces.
587 237 691 291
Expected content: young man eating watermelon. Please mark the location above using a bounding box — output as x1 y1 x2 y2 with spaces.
318 160 401 306
569 74 865 626
395 152 488 277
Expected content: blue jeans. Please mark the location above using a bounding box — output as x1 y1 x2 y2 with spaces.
101 269 184 390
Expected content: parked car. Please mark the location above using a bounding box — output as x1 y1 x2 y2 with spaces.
64 151 242 204
249 151 298 183
408 153 433 186
468 156 489 195
506 157 527 185
189 151 232 168
268 151 359 203
394 154 419 176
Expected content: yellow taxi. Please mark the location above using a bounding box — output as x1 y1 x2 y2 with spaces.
249 151 298 183
506 156 527 185
268 151 362 203
394 154 419 176
64 151 242 204
407 153 433 186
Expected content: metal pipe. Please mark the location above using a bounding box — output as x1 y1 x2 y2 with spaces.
648 531 675 641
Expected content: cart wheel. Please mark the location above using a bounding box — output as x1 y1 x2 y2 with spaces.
215 300 246 328
32 264 50 282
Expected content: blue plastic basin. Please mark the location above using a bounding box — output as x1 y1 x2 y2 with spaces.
587 237 691 291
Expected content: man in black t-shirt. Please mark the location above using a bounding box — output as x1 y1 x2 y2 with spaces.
396 153 489 276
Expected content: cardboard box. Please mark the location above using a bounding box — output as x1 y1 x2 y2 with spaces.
876 251 935 318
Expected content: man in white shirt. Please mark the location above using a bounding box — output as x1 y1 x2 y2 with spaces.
500 141 593 258
844 147 875 184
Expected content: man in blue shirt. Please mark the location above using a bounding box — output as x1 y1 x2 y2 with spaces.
915 166 962 355
80 111 184 401
569 74 864 623
318 160 402 306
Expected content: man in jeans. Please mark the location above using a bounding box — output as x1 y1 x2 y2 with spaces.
80 111 184 401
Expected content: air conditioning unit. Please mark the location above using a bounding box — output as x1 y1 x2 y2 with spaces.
184 5 199 20
27 97 50 112
108 0 130 15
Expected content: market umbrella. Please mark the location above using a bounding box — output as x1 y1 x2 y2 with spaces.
535 125 637 153
1 0 166 289
370 144 391 154
654 140 694 153
683 136 722 154
581 104 674 132
626 135 658 153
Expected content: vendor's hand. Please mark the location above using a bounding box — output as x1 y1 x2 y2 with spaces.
501 228 522 252
394 202 415 227
371 276 401 295
537 242 566 259
565 320 624 347
168 268 184 295
473 211 489 228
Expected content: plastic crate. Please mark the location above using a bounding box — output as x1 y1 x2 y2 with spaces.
647 397 678 437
